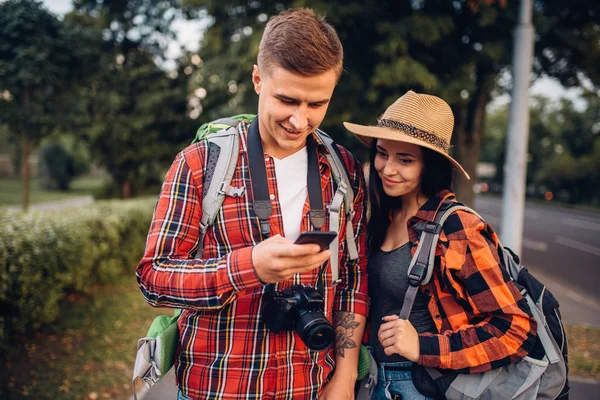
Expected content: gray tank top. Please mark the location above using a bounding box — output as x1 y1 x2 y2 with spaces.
368 242 436 363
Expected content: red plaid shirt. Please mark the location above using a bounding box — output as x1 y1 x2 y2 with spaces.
411 192 537 373
136 121 369 399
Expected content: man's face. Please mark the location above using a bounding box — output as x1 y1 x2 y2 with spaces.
252 64 338 159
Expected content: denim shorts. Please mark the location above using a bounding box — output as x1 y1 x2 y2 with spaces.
372 361 431 400
177 390 192 400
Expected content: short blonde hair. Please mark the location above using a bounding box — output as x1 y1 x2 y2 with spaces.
258 8 343 79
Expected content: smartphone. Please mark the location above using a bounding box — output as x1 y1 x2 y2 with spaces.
294 230 337 252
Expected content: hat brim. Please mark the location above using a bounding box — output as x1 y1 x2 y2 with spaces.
343 122 470 180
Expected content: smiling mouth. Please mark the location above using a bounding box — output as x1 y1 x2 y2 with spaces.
382 177 402 185
280 124 303 136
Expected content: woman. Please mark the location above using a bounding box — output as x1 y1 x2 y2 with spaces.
344 91 537 400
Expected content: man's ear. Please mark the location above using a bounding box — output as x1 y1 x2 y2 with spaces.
252 64 261 95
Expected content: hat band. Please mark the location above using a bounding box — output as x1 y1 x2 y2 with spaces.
377 118 450 152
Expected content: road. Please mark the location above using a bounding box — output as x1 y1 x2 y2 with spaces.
474 195 600 307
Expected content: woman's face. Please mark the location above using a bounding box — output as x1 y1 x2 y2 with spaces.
374 139 425 199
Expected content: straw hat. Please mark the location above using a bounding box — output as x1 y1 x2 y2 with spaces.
343 90 470 179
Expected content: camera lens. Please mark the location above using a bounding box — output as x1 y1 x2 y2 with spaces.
296 310 335 351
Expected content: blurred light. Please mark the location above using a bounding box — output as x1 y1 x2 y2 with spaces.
168 71 179 79
184 66 193 75
228 80 238 94
243 26 253 36
258 13 268 23
480 183 489 193
232 33 241 42
554 144 564 155
210 75 219 84
189 106 202 120
462 35 470 44
195 88 207 99
1 90 12 101
116 54 125 65
191 55 202 66
460 90 469 99
545 191 553 201
474 43 483 51
188 97 200 107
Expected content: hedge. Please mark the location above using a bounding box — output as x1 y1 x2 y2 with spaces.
0 197 157 348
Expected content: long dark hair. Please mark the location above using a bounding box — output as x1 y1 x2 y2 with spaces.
366 139 454 254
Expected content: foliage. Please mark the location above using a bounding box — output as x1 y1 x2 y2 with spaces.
69 0 200 198
0 197 156 348
482 95 600 205
183 0 599 205
37 142 75 191
0 277 164 400
0 0 101 210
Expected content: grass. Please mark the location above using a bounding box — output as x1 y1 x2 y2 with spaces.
1 276 165 400
565 325 600 380
1 280 598 400
0 175 108 206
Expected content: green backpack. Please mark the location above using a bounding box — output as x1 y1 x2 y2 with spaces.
192 114 359 282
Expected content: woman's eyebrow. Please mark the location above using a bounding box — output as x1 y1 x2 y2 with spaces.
376 145 416 158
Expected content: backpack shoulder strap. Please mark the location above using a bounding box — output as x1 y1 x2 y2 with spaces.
314 129 359 261
195 123 243 259
399 200 476 319
314 129 359 284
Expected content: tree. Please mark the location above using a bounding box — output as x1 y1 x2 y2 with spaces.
0 0 100 211
483 95 600 206
70 0 200 198
184 0 599 206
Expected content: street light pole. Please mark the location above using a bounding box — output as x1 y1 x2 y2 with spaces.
501 0 535 255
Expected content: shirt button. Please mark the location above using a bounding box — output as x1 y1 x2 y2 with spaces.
265 157 270 162
269 194 275 200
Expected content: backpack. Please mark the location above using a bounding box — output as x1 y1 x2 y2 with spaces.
404 200 569 400
191 114 360 280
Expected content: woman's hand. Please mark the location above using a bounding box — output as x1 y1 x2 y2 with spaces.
378 315 420 362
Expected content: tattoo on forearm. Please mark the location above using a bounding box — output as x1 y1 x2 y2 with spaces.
333 311 359 358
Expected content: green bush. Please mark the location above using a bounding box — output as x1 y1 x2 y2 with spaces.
38 141 76 191
0 197 156 348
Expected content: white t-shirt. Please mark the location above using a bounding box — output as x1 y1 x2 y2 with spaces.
273 148 308 241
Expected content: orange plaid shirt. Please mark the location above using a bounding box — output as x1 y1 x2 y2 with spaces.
411 192 537 373
136 121 369 399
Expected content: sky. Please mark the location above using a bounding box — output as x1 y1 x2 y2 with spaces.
41 0 587 111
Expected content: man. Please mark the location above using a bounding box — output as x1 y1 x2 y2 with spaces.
136 8 368 399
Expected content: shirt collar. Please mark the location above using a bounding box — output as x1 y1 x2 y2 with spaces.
411 190 456 223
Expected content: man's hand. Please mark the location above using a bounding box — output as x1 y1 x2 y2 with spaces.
251 234 331 283
378 315 420 362
319 372 356 400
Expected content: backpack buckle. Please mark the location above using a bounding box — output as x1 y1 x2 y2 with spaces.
408 262 426 286
423 222 442 234
218 181 245 197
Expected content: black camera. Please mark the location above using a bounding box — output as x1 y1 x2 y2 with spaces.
262 284 335 351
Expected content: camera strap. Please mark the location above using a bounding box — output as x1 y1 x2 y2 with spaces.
247 118 328 295
247 117 326 239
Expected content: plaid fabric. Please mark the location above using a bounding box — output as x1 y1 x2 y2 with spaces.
136 120 369 399
411 191 537 373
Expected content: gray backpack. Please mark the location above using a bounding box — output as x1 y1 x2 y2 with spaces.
192 115 360 281
405 201 568 400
